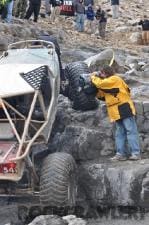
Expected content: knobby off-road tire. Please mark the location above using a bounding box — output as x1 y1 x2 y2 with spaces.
64 62 98 110
40 152 77 207
64 61 89 101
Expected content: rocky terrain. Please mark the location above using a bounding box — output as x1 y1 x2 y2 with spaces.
0 0 149 224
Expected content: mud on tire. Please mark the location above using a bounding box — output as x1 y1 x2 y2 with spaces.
40 152 77 207
64 62 98 110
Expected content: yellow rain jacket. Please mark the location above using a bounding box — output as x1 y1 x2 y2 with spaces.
91 74 136 122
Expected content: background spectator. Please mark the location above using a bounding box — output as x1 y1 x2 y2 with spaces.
138 15 149 45
84 0 94 11
5 0 14 23
111 0 119 19
86 4 95 34
45 0 51 16
74 0 85 32
138 15 149 31
49 0 63 23
0 0 8 21
25 0 41 22
95 5 107 39
13 0 28 19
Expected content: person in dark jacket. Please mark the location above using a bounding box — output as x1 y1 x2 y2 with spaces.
138 16 149 31
95 5 107 38
84 0 94 12
111 0 119 19
138 16 149 45
0 0 8 20
25 0 41 22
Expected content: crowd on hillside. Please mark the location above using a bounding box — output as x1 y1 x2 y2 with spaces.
0 0 119 38
0 0 148 40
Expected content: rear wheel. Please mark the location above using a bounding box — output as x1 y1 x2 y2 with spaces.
40 152 77 207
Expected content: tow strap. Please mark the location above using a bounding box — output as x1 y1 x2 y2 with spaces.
109 50 115 66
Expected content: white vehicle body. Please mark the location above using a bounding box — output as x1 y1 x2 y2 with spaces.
0 40 60 182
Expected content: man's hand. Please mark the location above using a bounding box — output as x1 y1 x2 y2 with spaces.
92 71 104 78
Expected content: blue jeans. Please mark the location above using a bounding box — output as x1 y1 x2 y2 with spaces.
115 116 141 156
76 13 85 32
5 0 14 23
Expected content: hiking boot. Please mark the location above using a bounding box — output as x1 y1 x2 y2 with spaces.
110 154 127 161
129 154 141 160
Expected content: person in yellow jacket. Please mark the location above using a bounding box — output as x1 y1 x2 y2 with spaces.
91 65 141 161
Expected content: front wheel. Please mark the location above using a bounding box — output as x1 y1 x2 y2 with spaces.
40 152 77 207
64 62 98 110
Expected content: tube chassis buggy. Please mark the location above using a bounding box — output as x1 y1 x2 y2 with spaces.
0 40 76 206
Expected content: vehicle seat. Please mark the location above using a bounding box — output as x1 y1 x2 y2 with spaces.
0 123 15 140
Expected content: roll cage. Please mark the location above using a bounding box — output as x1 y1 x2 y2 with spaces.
0 40 60 181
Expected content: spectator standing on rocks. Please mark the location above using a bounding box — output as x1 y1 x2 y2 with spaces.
91 65 141 161
49 0 63 23
84 0 94 11
138 15 149 45
83 0 94 32
85 4 95 33
25 0 41 22
5 0 14 23
74 0 85 32
111 0 119 19
83 0 94 17
13 0 28 19
0 0 8 20
95 5 107 39
45 0 51 16
138 15 149 31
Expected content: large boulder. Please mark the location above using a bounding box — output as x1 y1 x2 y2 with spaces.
49 96 114 160
48 95 149 209
129 32 142 44
0 205 21 225
28 215 67 225
63 215 87 225
84 48 129 73
77 160 149 208
49 96 149 160
0 38 8 51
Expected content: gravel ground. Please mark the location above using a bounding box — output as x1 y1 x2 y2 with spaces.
87 217 149 225
0 204 149 225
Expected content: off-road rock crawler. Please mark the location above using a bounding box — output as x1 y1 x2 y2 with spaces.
0 40 77 207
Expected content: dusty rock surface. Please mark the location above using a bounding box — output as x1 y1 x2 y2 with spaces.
87 216 149 225
28 215 67 225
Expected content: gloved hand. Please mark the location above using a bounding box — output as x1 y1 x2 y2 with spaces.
79 73 98 95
